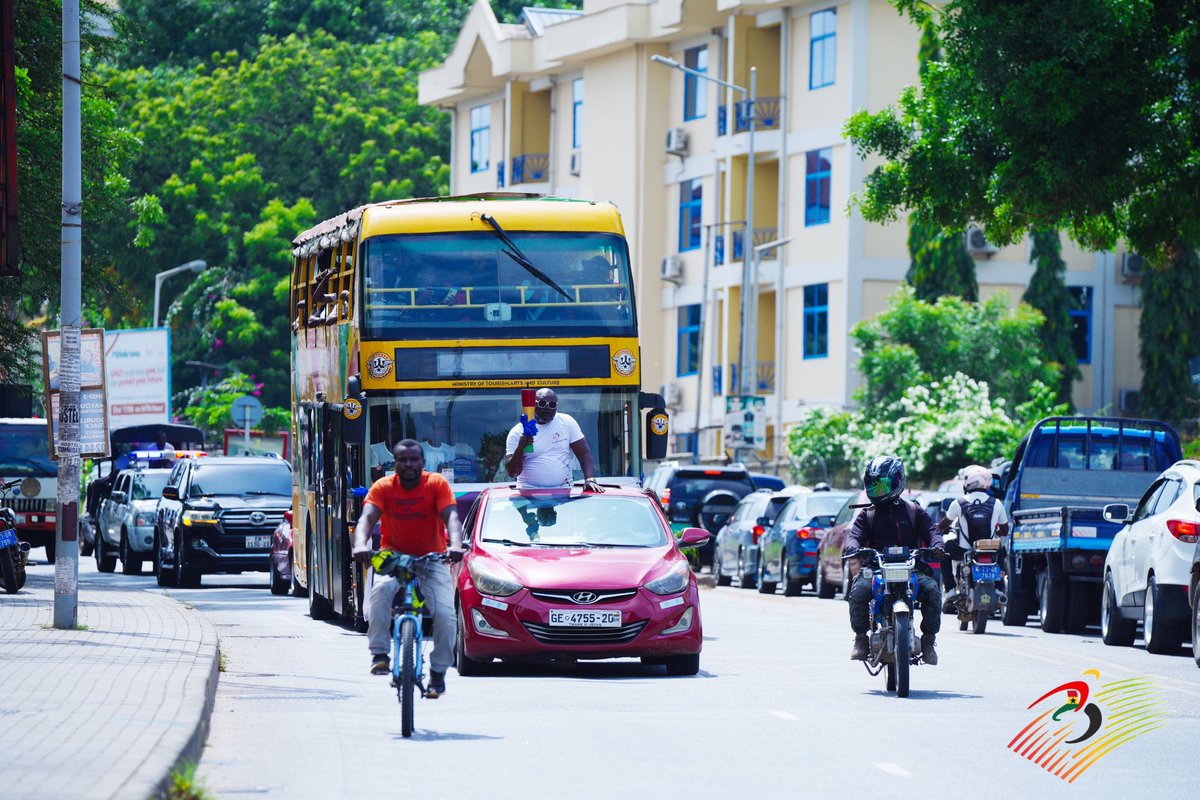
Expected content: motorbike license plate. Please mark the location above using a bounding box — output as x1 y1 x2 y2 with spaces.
246 535 271 549
972 564 1001 582
548 609 621 627
0 529 17 548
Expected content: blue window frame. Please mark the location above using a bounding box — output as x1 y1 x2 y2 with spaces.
572 78 584 149
684 46 708 120
810 9 837 89
1068 286 1092 364
470 105 490 174
678 179 702 251
677 304 701 376
805 148 832 226
803 283 829 359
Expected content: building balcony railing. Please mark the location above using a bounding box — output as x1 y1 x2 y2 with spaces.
718 98 783 136
511 153 549 184
714 227 778 265
714 361 775 395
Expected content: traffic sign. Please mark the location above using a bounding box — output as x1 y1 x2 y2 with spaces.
230 394 264 428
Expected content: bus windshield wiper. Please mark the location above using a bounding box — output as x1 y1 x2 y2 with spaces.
480 213 573 302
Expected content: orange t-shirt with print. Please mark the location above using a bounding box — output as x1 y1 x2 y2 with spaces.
364 471 455 555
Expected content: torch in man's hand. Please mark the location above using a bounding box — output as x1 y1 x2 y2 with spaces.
520 388 538 453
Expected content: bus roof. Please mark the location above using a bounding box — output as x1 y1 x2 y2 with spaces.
292 193 624 250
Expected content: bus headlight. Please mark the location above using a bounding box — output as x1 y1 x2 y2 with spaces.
182 510 219 527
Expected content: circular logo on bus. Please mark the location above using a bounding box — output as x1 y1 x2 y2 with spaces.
612 348 636 376
650 413 669 435
343 398 362 420
366 352 393 379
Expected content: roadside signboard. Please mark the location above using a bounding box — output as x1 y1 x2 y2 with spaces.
223 428 290 458
103 328 171 428
724 395 766 452
41 329 110 458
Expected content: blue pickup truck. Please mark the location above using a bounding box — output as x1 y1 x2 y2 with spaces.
999 416 1181 633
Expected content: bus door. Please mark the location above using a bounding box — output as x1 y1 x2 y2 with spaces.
317 402 352 616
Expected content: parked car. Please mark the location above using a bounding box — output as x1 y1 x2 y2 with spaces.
95 467 171 575
1101 460 1200 654
154 456 292 588
713 487 807 588
1190 540 1200 668
750 472 785 491
758 490 855 596
454 485 708 676
816 491 870 600
643 461 757 567
269 509 295 595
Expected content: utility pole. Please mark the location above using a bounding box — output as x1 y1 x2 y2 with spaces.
55 0 82 628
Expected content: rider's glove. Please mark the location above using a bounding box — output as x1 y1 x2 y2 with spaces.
520 413 538 438
843 546 860 558
445 547 465 563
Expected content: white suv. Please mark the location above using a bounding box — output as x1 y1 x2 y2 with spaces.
1101 459 1200 653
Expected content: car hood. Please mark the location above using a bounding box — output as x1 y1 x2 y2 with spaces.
474 543 681 589
132 499 159 512
189 495 291 511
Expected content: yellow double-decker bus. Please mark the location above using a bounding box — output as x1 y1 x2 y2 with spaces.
288 194 669 624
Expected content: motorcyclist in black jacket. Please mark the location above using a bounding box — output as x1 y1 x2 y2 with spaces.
845 455 945 664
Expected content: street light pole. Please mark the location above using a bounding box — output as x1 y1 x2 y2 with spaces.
651 55 759 462
153 259 207 327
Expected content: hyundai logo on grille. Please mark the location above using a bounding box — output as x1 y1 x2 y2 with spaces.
571 591 599 605
249 511 266 526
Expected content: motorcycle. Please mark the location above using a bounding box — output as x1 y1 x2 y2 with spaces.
1 478 31 593
844 546 939 698
953 538 1007 634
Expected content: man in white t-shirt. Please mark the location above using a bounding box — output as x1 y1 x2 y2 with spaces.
938 464 1009 601
504 388 603 492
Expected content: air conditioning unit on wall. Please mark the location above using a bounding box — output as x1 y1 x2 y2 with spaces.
660 254 683 284
660 382 682 407
665 127 689 157
568 151 581 176
964 224 999 258
1120 252 1144 283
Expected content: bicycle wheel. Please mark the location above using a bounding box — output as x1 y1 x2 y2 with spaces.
398 617 418 738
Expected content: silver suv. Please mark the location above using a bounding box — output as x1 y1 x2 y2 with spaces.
96 468 171 575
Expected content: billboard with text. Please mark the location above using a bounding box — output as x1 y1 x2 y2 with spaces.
103 328 170 429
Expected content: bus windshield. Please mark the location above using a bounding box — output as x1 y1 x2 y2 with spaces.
0 423 56 477
366 388 633 485
362 232 635 340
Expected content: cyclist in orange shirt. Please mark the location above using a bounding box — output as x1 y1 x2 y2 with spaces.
352 439 464 697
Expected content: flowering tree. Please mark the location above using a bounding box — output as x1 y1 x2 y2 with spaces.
174 371 290 444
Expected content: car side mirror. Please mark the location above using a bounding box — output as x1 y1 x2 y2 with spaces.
678 527 710 548
939 497 954 513
1102 503 1131 524
815 514 836 528
110 491 126 505
756 516 770 527
161 485 179 501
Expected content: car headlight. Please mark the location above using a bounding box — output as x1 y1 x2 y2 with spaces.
644 560 690 596
467 559 523 597
182 510 219 527
135 511 154 526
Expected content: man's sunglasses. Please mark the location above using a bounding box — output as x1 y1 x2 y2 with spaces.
535 400 558 409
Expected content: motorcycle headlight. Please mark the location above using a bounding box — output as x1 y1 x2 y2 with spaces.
467 559 523 597
182 510 219 527
644 560 690 596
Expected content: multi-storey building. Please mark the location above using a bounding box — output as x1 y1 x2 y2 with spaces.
419 0 1144 469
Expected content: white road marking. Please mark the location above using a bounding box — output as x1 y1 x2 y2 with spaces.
874 763 911 777
768 710 799 721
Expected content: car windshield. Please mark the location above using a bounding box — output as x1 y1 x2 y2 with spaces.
670 475 754 503
0 423 56 477
131 472 169 501
804 494 849 519
188 464 292 497
481 493 668 547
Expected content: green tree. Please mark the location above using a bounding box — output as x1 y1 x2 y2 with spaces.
1139 246 1200 422
174 371 290 444
1022 229 1079 406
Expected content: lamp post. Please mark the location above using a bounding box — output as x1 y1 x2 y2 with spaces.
153 259 207 327
184 360 227 391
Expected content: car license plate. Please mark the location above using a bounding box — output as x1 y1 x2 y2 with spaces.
0 529 17 548
246 535 271 549
973 564 1001 582
548 609 621 627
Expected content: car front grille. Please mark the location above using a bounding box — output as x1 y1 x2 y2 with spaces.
219 509 285 532
522 619 648 645
9 498 50 512
528 588 638 605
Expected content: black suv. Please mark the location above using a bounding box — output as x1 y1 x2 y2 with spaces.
644 461 757 567
154 456 292 588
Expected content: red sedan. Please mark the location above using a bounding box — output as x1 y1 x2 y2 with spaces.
455 486 709 676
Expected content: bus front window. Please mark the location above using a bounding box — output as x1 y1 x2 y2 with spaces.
365 389 632 485
362 232 635 340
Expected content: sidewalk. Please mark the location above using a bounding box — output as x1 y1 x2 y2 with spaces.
0 568 219 799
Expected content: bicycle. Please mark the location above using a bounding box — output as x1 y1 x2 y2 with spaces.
370 549 457 738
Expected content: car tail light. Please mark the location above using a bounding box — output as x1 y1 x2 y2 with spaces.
752 525 764 543
796 527 815 540
1166 519 1199 543
659 488 671 508
703 470 721 475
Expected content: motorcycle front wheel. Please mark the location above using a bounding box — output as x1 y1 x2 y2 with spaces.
0 548 17 593
895 614 911 698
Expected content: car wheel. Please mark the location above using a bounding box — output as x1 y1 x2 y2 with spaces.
816 561 836 599
155 530 176 587
120 528 143 576
1144 574 1182 655
782 556 803 597
289 551 306 598
1192 589 1200 668
664 652 700 676
79 521 94 557
95 531 116 573
757 554 777 594
174 532 201 589
1101 571 1136 647
1038 568 1064 634
713 548 731 587
456 609 491 676
737 551 755 590
1001 570 1027 627
269 556 289 595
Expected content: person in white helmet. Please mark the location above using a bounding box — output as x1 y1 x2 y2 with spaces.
937 465 1009 606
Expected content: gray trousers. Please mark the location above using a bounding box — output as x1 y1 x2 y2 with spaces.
367 559 455 674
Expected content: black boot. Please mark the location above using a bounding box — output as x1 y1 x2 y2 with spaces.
921 634 938 665
850 634 869 660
